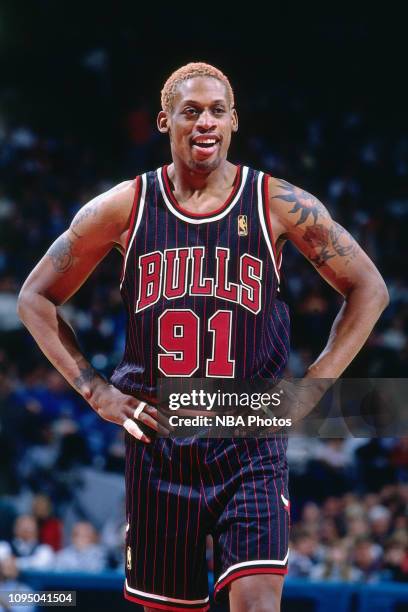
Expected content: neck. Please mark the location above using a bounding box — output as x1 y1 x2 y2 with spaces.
167 157 236 197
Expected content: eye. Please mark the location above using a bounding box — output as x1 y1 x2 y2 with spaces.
213 107 226 115
183 107 199 117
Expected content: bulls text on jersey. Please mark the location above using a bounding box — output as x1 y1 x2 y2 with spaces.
136 246 262 315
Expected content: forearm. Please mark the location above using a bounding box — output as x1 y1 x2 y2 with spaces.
306 283 389 379
269 285 389 426
17 290 165 442
17 291 107 400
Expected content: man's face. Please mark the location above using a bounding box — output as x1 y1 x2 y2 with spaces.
14 516 38 542
158 76 238 173
72 522 96 550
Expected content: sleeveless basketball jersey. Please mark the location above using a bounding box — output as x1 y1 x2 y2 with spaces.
111 165 290 398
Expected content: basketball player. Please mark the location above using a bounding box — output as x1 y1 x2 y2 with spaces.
18 63 389 611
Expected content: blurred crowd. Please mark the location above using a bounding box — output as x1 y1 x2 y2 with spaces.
0 64 407 589
0 493 125 603
0 482 407 588
287 484 408 583
0 93 407 379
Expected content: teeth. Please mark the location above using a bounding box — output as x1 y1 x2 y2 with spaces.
194 139 217 145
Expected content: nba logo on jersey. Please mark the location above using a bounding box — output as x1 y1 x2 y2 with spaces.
238 214 248 236
127 546 132 570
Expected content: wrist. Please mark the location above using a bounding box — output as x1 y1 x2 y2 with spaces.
87 379 112 413
73 365 108 407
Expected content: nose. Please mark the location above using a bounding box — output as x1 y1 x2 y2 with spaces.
196 109 216 131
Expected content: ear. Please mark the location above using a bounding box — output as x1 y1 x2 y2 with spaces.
231 108 238 133
157 111 170 133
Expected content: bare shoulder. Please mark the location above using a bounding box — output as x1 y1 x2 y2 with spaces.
68 179 137 246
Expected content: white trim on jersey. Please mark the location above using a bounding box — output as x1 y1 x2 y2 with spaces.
216 549 290 585
120 173 147 290
125 580 210 605
157 166 249 224
257 172 280 284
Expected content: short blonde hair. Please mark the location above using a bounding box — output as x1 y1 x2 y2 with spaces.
161 62 235 113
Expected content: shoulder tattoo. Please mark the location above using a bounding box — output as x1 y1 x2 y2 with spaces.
272 179 330 226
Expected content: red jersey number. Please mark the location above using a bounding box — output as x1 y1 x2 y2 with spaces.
158 309 235 377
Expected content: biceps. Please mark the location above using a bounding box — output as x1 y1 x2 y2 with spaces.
292 221 358 267
290 221 369 295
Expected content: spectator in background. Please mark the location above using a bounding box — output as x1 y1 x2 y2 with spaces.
368 505 392 547
319 518 341 548
31 494 62 552
288 529 320 578
351 536 382 583
299 502 321 538
380 537 408 582
310 542 361 582
0 515 54 571
54 521 107 572
0 556 35 612
345 516 370 543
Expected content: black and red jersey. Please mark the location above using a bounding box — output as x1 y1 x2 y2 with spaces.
111 165 290 398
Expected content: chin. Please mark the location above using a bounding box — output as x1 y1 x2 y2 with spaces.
189 157 221 173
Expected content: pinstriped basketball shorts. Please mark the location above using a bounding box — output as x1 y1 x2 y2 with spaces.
124 435 290 611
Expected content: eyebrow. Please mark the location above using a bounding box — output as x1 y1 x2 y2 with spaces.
180 99 228 106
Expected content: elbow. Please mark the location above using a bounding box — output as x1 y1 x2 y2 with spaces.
347 276 389 313
17 287 34 323
366 278 390 314
376 279 390 312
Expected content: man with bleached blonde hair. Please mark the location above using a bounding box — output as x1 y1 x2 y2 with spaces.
18 62 388 611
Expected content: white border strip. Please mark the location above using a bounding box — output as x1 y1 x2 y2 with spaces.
120 173 147 289
157 166 248 225
125 579 209 605
216 549 289 585
257 172 280 283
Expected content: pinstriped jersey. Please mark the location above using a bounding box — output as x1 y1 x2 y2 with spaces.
111 165 290 398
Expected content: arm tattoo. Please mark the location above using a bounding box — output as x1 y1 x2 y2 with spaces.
329 222 359 259
303 224 336 267
303 222 359 268
70 204 98 237
73 366 97 391
272 180 358 267
272 179 330 226
47 234 74 273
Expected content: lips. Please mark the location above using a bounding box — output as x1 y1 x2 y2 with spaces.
191 136 220 158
